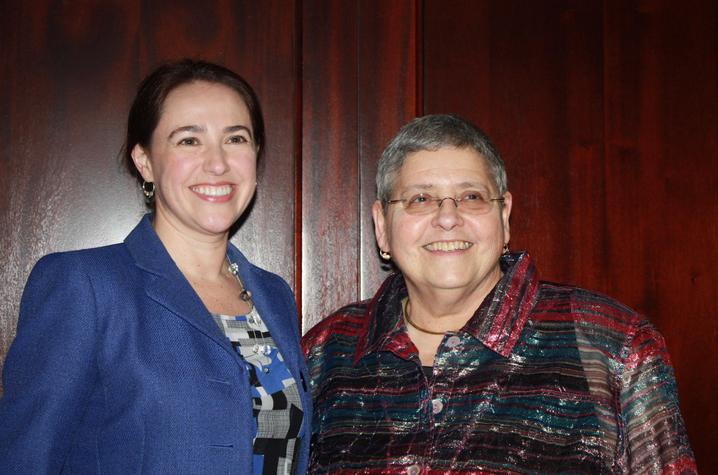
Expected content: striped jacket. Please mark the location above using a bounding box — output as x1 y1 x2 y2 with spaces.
302 252 696 474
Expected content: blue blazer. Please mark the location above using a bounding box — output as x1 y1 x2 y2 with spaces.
0 215 312 473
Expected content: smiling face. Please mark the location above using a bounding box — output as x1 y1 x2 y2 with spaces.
373 146 512 301
131 80 257 243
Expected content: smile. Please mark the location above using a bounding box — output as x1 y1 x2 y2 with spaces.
423 241 472 252
190 185 233 197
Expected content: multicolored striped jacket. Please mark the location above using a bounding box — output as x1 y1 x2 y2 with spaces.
302 252 696 474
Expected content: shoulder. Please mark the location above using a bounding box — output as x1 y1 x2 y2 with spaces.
535 280 639 320
301 300 370 355
533 280 650 358
27 244 130 286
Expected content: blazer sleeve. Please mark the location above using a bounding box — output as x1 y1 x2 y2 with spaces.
618 318 697 474
0 253 99 473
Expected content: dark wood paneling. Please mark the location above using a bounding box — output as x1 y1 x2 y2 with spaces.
424 0 718 470
604 0 718 468
301 0 418 330
424 0 607 290
301 0 361 330
0 1 144 382
357 0 419 300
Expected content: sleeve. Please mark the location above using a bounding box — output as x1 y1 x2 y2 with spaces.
0 253 99 473
618 318 697 474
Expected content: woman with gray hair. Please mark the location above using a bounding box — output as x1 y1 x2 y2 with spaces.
302 114 695 473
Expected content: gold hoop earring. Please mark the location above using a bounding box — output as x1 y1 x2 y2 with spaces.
502 243 509 254
379 250 391 260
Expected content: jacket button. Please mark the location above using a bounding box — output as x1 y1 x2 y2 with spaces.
406 464 421 475
431 398 444 414
446 335 461 348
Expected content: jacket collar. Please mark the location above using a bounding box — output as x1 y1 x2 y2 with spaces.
124 214 302 367
356 251 539 361
123 214 234 349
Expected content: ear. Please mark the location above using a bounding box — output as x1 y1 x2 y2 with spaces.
372 200 390 254
501 191 512 245
131 144 155 182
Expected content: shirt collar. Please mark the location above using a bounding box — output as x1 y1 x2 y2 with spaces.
355 251 539 362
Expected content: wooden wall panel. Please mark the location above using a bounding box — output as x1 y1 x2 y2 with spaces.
357 0 419 301
424 0 607 289
0 0 144 385
424 0 718 469
301 0 418 330
603 0 718 468
301 0 361 330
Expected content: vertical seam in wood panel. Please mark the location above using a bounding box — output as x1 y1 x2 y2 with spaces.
416 0 424 116
295 0 304 330
356 1 363 301
600 0 610 293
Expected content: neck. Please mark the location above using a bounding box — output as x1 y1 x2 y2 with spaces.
404 271 502 334
152 216 230 281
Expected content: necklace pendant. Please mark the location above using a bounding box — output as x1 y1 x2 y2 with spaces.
228 262 239 275
240 289 252 302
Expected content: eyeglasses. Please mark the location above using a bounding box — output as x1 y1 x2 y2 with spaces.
386 190 505 216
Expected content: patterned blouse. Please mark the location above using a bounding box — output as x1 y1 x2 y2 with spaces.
214 306 303 475
302 251 696 474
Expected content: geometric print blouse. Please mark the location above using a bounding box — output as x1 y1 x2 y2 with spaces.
213 306 304 475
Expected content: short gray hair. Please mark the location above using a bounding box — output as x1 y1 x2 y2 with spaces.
376 114 507 203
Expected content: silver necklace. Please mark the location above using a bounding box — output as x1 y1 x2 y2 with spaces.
227 261 253 306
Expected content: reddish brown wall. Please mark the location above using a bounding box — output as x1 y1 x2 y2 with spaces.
1 0 716 469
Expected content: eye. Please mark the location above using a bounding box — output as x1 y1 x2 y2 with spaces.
460 190 488 202
177 137 199 146
227 134 250 145
407 193 433 205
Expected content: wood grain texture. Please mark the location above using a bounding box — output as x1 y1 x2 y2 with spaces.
300 0 420 331
0 1 144 386
603 0 718 468
424 0 718 469
424 0 607 290
357 0 419 301
301 0 361 330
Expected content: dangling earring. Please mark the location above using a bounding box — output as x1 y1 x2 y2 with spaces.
379 250 391 260
142 181 155 201
502 243 510 255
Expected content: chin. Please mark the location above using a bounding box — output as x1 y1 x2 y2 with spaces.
426 274 473 290
197 217 236 236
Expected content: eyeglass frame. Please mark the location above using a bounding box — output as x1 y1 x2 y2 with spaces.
385 192 506 215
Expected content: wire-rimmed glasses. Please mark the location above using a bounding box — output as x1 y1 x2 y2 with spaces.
385 190 505 215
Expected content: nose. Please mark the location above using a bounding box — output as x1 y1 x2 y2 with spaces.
203 144 230 175
432 197 462 230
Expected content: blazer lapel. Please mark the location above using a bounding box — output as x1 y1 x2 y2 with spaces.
124 215 234 350
229 247 301 374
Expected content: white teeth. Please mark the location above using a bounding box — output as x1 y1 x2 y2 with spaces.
191 185 232 197
424 241 472 252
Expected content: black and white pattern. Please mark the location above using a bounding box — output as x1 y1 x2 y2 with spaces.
214 307 303 475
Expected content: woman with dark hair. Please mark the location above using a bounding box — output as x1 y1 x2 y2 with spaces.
0 59 311 474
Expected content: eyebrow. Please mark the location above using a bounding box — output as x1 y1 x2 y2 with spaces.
168 124 253 140
224 125 254 139
403 181 490 192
